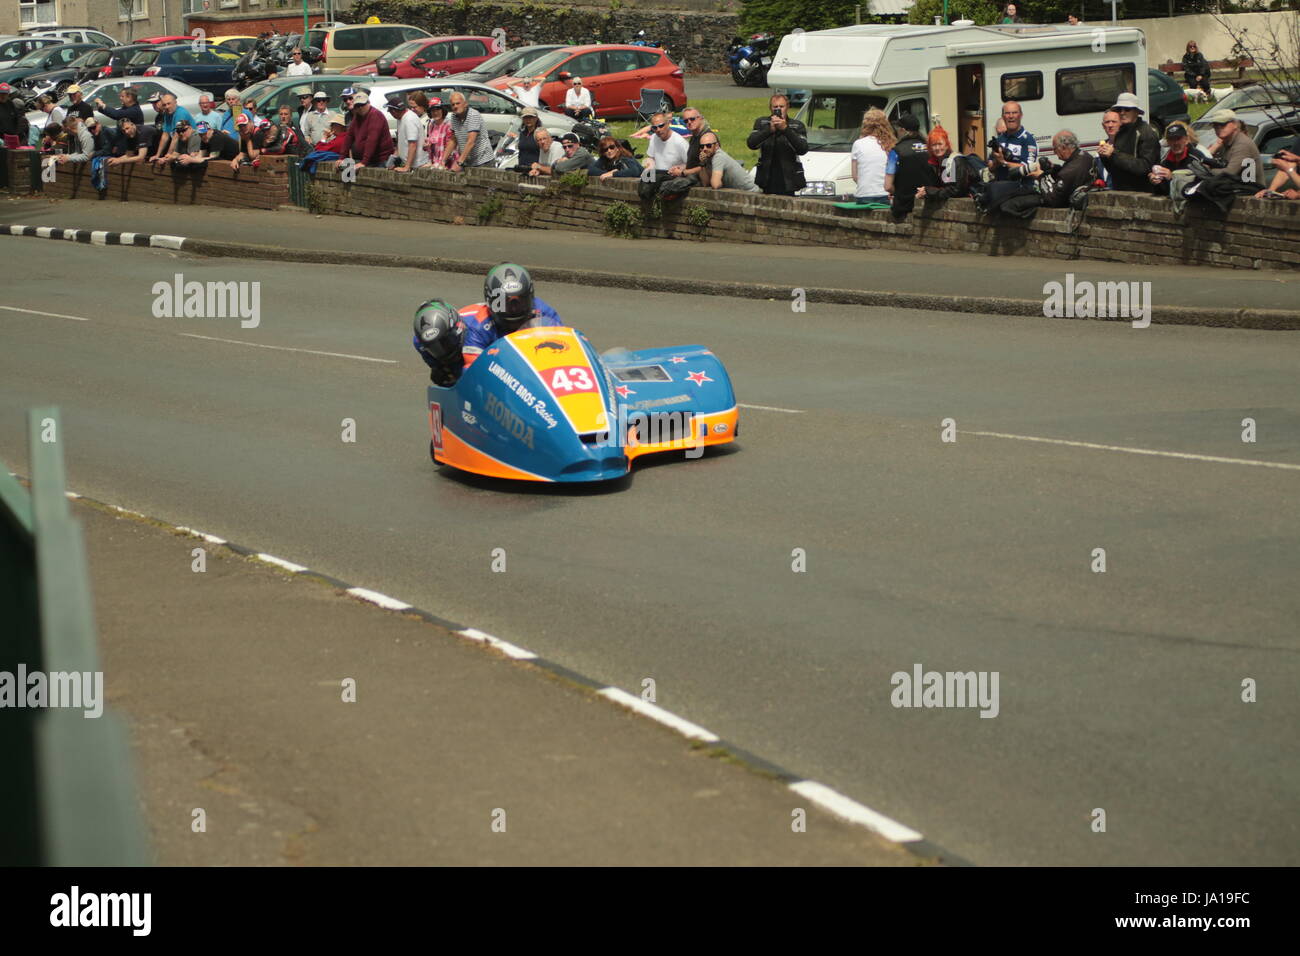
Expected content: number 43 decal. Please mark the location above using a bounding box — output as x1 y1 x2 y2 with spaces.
548 366 597 393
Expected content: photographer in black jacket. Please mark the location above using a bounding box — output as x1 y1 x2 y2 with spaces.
746 93 808 196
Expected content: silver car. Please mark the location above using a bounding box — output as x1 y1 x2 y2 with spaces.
0 34 62 70
23 76 206 133
242 74 578 139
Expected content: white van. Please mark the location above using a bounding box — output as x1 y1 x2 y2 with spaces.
766 23 1149 199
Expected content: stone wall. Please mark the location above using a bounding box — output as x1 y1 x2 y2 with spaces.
347 1 741 74
30 154 292 209
304 163 1300 271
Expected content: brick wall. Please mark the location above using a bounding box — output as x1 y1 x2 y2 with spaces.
31 153 291 209
304 164 1300 272
187 15 322 38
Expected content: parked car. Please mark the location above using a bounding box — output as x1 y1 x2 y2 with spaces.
305 23 430 73
240 75 578 140
1209 82 1300 116
443 44 563 84
343 35 499 78
79 43 157 83
12 45 117 99
123 44 236 98
1148 67 1190 136
21 27 118 47
0 42 104 88
0 35 63 69
136 36 195 45
24 76 206 133
488 44 686 118
211 36 259 57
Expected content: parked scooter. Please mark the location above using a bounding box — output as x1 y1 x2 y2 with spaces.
727 33 773 87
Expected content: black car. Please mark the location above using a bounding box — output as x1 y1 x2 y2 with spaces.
77 43 155 84
442 44 563 84
0 42 103 88
123 44 236 98
15 44 128 98
1148 68 1190 136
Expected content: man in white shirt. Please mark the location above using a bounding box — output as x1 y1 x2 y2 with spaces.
388 93 429 170
638 111 691 199
564 76 593 120
508 76 542 109
284 48 314 77
301 90 332 145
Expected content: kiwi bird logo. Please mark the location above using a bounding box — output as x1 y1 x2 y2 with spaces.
534 340 568 353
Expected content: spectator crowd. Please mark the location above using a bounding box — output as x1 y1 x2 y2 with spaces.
0 72 1292 215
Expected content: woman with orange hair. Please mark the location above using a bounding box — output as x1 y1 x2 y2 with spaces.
918 124 978 204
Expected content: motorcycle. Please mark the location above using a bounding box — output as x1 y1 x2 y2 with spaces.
727 33 774 88
233 33 321 89
425 325 738 483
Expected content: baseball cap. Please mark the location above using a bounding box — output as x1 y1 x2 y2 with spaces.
385 93 407 110
256 117 270 127
148 92 162 103
352 91 369 105
195 122 211 134
0 83 12 94
312 91 328 100
236 113 250 126
1110 92 1144 113
1205 108 1238 124
560 132 579 145
521 106 539 118
341 87 356 97
175 117 190 128
1164 121 1190 138
67 84 82 95
326 112 346 127
896 113 920 133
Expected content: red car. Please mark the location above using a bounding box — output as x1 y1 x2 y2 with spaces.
136 36 195 45
342 36 498 78
488 44 685 119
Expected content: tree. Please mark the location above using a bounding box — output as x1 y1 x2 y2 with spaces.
740 0 875 39
119 0 135 44
1212 5 1300 125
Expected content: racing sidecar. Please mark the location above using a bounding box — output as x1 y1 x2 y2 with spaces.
426 326 738 482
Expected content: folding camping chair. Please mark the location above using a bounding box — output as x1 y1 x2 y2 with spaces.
628 88 670 127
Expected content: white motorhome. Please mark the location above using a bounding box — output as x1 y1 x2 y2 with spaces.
766 23 1149 198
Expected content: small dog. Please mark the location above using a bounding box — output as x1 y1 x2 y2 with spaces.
1186 86 1210 103
1210 86 1233 101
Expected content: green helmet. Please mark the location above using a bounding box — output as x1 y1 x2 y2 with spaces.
484 263 535 334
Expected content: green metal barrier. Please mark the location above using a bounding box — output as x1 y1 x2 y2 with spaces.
287 160 308 208
0 408 148 865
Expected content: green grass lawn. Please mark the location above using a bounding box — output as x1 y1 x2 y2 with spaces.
606 96 771 170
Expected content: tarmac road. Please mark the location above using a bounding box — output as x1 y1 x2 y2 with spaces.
2 240 1297 866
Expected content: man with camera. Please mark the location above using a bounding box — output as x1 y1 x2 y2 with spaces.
746 93 808 196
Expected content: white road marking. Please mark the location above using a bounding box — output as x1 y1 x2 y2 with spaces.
256 553 308 573
598 687 721 742
738 402 804 414
0 305 90 322
346 587 412 611
457 627 539 660
963 430 1300 472
177 333 397 364
788 780 924 843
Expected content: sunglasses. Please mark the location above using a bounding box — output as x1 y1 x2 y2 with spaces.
563 141 578 147
602 145 618 152
685 116 700 123
700 142 718 149
650 123 666 130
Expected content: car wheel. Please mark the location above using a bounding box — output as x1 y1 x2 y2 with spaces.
659 93 674 111
53 80 69 97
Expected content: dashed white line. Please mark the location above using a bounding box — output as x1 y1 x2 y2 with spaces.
788 780 924 843
177 333 397 364
457 627 539 660
738 402 804 414
256 553 308 573
346 587 412 611
598 687 721 742
963 430 1300 472
0 305 91 322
